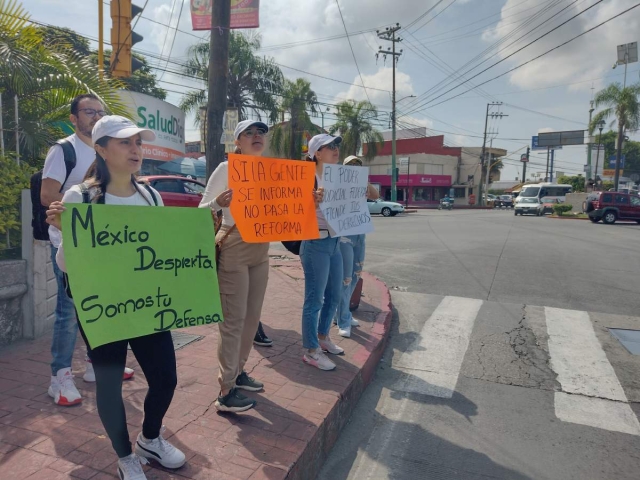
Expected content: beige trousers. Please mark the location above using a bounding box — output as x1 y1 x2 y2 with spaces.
215 226 269 392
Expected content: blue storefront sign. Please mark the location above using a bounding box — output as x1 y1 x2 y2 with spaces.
608 155 625 168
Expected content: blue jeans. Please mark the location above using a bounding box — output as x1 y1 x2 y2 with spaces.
300 236 343 350
50 245 79 375
337 235 366 329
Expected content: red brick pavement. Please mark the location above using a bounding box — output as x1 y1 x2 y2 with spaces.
0 251 392 480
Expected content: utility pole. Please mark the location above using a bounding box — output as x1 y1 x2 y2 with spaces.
545 147 550 181
586 98 594 191
377 24 403 202
550 149 555 183
206 1 231 179
522 147 529 183
479 102 506 206
98 0 104 79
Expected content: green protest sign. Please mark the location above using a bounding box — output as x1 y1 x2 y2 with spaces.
61 204 223 348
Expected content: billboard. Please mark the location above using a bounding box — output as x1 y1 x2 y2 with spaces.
608 155 626 169
190 0 260 30
118 91 186 162
538 130 584 147
532 136 562 151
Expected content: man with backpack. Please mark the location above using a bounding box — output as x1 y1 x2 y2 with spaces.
38 94 135 406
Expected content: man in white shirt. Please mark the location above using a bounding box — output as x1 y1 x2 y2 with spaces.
42 94 134 406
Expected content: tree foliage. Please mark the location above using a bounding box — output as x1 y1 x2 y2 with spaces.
181 32 284 124
0 154 32 250
0 0 128 166
557 175 585 193
270 78 319 160
329 100 383 161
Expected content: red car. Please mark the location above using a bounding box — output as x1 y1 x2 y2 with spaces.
138 175 206 208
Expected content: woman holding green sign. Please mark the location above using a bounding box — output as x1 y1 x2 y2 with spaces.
199 119 273 413
46 116 186 480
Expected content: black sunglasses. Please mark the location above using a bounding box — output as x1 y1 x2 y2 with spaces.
320 142 340 151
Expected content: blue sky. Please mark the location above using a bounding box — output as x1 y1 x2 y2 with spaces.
19 0 640 180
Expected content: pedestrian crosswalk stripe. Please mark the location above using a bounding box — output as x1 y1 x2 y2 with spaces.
395 296 483 398
545 307 640 435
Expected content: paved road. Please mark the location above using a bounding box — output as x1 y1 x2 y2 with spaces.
318 209 640 480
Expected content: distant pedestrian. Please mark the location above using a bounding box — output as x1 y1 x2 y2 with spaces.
41 94 134 407
46 115 186 480
199 120 274 413
300 134 345 371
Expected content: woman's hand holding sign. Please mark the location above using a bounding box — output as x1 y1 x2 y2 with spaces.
215 189 233 208
313 187 324 208
46 201 66 231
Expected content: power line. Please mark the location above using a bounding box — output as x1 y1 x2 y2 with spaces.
334 0 372 104
410 0 458 34
412 1 640 112
157 0 186 81
403 0 592 116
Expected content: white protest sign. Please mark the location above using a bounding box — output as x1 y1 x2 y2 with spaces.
320 164 374 237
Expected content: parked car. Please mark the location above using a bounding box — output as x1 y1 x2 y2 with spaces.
514 197 543 216
367 199 405 217
495 195 514 208
139 175 206 208
541 197 560 215
585 191 640 224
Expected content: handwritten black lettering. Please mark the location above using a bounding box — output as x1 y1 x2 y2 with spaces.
135 246 214 276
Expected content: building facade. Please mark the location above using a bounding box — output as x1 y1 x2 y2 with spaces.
366 135 506 206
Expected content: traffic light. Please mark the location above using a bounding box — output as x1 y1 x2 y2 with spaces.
110 0 144 78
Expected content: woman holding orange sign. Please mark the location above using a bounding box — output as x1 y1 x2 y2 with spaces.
199 120 273 413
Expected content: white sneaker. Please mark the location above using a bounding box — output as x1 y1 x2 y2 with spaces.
117 453 148 480
351 318 360 327
84 358 135 383
48 367 82 406
303 350 336 371
338 326 352 338
135 427 186 469
319 337 344 355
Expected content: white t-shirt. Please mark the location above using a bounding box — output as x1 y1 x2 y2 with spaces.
199 161 236 226
53 184 163 272
42 134 96 192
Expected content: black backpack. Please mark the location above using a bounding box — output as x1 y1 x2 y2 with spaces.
30 139 77 241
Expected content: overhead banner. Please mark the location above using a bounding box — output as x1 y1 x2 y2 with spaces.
319 164 374 237
228 154 319 243
118 91 186 161
62 205 223 348
190 0 260 30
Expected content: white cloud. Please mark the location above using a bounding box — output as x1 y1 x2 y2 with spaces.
483 0 640 91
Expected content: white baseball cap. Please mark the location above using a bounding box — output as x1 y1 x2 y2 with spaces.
234 119 269 140
308 134 342 160
344 155 363 166
92 115 155 145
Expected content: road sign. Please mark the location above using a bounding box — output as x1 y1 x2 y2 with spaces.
532 136 562 151
521 154 529 162
399 157 410 174
608 155 626 169
584 164 589 172
538 130 585 147
617 42 638 64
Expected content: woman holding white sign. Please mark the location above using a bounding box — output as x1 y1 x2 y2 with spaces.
46 116 186 480
335 155 379 338
199 120 273 413
300 134 346 371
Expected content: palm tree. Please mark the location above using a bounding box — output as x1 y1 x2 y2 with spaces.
180 32 284 124
329 100 383 161
0 0 126 164
591 82 640 190
270 78 320 160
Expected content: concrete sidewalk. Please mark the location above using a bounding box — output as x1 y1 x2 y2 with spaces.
0 251 392 480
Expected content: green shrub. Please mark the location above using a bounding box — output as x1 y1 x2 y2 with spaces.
553 204 573 216
0 155 34 250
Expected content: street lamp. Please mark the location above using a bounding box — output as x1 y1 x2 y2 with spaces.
593 120 606 191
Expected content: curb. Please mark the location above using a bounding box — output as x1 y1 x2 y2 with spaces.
547 216 590 221
286 272 393 480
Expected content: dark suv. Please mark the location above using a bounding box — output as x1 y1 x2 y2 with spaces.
585 191 640 224
495 195 514 208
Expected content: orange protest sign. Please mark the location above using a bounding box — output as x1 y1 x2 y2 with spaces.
228 154 320 243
